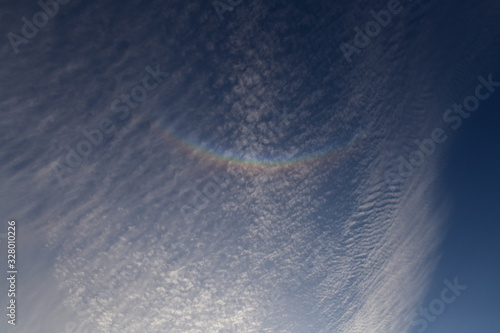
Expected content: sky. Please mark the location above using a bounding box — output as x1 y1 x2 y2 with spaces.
0 0 499 332
418 79 500 333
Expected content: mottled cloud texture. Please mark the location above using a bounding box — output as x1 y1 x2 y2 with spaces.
1 0 499 332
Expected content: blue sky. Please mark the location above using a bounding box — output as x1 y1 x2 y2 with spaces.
0 0 499 332
414 72 500 333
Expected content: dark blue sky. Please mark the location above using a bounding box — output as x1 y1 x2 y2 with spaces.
1 0 500 332
417 72 500 333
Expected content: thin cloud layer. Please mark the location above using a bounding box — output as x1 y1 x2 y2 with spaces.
1 0 499 332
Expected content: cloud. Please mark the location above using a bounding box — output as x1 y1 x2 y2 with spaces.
1 0 499 332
